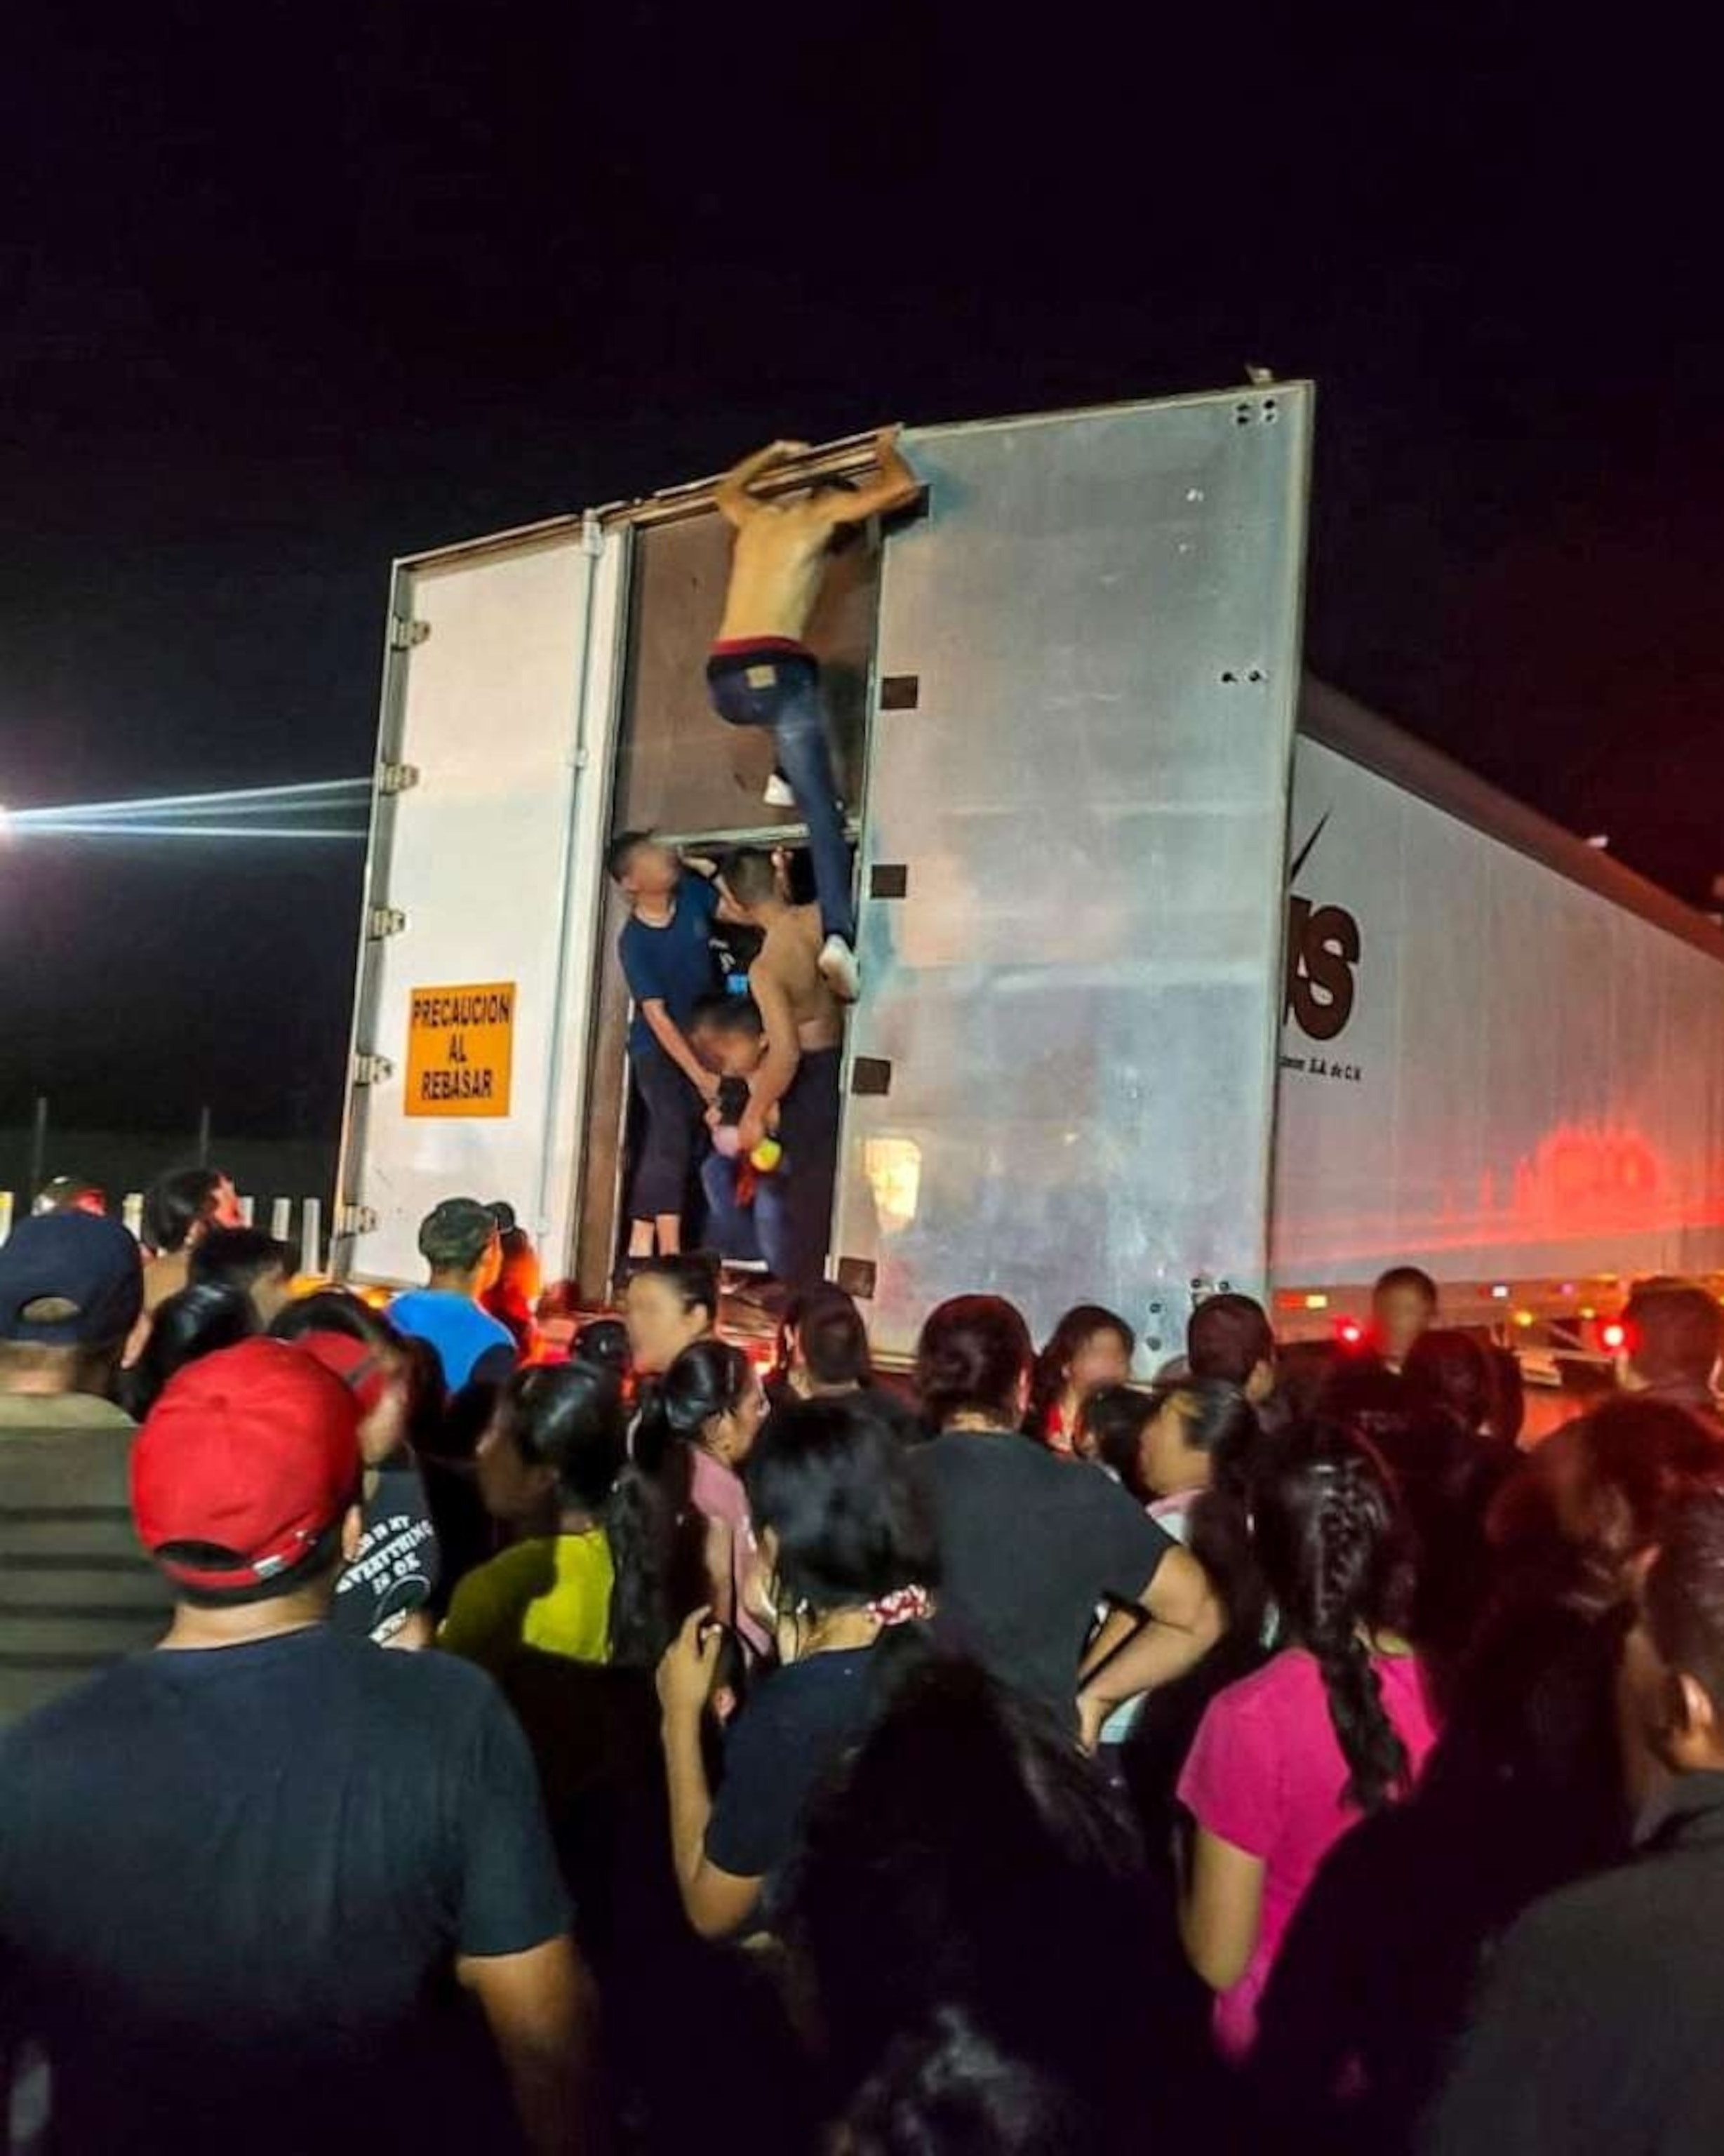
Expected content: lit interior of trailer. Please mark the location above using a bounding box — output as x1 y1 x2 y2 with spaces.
574 498 882 1305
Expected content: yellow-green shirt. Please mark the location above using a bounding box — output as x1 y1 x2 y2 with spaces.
439 1533 614 1672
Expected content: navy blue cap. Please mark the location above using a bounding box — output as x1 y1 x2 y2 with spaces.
0 1211 145 1348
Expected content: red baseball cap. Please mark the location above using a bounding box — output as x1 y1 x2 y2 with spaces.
132 1339 362 1594
290 1329 396 1419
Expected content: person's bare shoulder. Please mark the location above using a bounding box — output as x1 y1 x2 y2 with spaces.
754 912 821 989
747 937 792 996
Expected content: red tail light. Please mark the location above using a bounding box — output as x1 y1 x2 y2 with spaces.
1337 1318 1365 1348
1600 1319 1628 1353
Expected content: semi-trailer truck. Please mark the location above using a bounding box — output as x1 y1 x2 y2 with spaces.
333 382 1724 1362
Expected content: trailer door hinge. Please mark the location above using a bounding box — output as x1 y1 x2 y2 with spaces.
351 1053 395 1087
389 616 431 651
335 1204 379 1238
366 905 407 940
377 762 420 796
581 511 606 559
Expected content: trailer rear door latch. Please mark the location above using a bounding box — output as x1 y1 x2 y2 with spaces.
879 675 920 712
366 906 407 940
850 1058 893 1098
377 762 420 796
869 865 909 901
389 616 431 650
351 1053 395 1087
335 1204 380 1238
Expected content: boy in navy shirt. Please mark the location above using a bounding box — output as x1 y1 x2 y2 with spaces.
608 834 723 1259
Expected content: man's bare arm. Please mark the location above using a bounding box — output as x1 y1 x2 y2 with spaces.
825 428 922 526
458 1934 609 2155
714 439 811 528
745 955 803 1124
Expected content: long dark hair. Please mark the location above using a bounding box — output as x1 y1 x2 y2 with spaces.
269 1289 441 1451
501 1362 669 1666
632 1339 756 1630
123 1282 258 1419
1090 1378 1255 1505
1026 1305 1134 1443
1252 1422 1416 1813
775 1284 875 1392
747 1395 937 1619
633 1338 754 1477
788 1658 1160 2143
142 1166 227 1256
1085 1387 1158 1490
1184 1398 1274 1650
916 1297 1034 1432
746 1394 938 1699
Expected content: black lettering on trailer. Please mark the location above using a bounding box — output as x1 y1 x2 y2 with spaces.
421 1067 495 1103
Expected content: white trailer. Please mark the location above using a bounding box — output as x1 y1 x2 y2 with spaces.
333 383 1724 1360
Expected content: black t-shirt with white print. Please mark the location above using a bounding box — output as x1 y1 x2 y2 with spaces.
329 1449 441 1644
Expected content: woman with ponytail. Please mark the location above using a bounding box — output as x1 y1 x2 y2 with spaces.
1177 1421 1438 2058
439 1361 670 1671
656 1394 938 1941
632 1338 772 1658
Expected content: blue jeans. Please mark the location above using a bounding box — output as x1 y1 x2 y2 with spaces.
701 1149 759 1263
700 1150 789 1272
696 1053 838 1286
706 646 857 945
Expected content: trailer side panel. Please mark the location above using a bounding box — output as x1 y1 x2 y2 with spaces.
1273 733 1724 1292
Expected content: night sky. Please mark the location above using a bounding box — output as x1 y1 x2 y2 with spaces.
2 6 1717 1139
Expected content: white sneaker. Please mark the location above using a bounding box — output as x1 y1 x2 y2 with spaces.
763 771 797 809
819 935 860 1004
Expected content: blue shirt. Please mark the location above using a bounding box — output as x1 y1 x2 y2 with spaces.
389 1290 516 1392
620 872 721 1059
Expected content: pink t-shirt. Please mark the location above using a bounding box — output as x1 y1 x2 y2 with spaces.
1177 1647 1438 2058
687 1446 771 1660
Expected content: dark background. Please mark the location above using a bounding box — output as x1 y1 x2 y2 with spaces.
1 4 1717 1150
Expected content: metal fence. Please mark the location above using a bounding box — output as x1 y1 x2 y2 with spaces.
0 1191 326 1275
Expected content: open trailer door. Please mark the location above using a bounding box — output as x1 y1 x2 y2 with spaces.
333 518 624 1286
831 386 1314 1359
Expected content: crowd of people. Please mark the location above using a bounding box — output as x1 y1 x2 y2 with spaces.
3 1166 1724 2154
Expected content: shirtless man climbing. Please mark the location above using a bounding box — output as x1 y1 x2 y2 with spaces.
715 846 846 1293
708 430 921 1004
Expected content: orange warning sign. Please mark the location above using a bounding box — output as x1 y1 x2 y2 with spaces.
404 982 516 1118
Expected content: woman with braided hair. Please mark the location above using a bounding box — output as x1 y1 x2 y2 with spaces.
1177 1421 1438 2058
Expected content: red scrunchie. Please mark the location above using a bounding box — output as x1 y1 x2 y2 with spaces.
867 1584 933 1629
